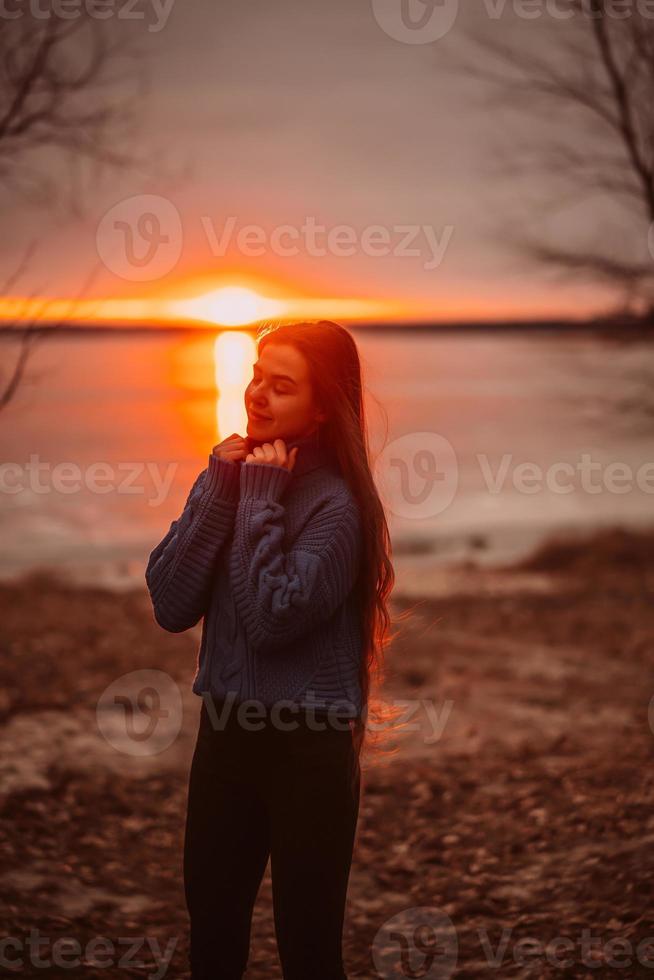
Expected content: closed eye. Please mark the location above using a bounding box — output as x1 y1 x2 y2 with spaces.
252 374 291 396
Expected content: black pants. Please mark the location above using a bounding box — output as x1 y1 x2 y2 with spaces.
183 696 361 980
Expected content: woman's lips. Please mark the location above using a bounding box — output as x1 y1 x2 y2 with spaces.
248 409 272 421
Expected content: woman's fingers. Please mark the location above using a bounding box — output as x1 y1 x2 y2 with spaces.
244 440 298 471
272 439 287 467
212 433 248 460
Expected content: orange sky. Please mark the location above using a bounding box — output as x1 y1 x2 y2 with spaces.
0 3 627 328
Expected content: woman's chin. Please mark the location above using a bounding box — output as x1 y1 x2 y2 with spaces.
246 419 275 440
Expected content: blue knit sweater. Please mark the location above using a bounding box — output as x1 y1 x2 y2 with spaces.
145 429 364 719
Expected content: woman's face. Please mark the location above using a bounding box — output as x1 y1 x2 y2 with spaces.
244 343 323 443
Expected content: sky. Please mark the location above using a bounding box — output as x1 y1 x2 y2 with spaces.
0 0 634 325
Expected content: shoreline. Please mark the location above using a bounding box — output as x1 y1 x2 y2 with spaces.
2 518 653 599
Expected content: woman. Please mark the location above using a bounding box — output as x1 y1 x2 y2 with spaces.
145 320 395 979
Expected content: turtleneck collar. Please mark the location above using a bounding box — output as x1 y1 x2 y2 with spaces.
244 428 335 477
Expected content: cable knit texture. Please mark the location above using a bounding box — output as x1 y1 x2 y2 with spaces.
144 429 364 718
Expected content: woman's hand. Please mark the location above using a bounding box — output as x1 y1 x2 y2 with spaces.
244 439 299 472
212 433 249 463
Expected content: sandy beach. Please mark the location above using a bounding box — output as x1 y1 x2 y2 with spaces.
1 525 653 978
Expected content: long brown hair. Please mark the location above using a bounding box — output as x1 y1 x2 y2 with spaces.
255 319 405 792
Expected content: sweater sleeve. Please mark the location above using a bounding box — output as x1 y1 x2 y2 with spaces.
230 461 362 654
145 453 240 633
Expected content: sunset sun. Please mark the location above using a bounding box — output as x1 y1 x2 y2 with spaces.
174 286 284 326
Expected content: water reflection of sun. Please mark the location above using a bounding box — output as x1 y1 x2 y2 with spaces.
214 330 257 441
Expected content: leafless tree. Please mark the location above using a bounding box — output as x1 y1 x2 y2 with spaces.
0 10 147 413
0 12 146 206
0 241 104 413
460 0 654 319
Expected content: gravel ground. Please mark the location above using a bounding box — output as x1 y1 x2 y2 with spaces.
1 526 653 979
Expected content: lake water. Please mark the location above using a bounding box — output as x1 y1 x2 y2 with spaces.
1 328 652 594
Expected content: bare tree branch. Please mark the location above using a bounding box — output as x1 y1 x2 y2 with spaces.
0 8 151 413
0 246 103 413
0 10 165 226
450 2 654 316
